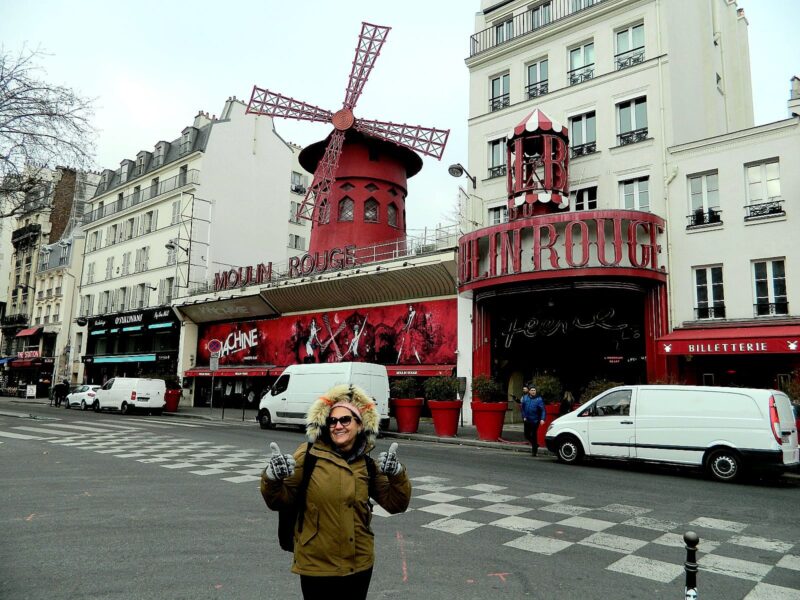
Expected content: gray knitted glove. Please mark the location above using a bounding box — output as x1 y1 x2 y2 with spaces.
265 442 296 481
378 442 404 476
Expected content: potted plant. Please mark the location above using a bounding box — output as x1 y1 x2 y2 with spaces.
390 377 424 433
423 376 461 437
470 374 507 441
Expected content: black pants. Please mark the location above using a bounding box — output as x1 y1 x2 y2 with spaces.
300 567 372 600
524 420 541 454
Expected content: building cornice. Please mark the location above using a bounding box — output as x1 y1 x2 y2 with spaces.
668 118 799 155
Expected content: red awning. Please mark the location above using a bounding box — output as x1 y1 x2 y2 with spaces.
386 365 455 377
16 327 41 337
10 359 35 368
184 367 272 377
656 325 800 356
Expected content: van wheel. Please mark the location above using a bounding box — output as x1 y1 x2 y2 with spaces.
121 402 130 415
556 435 584 464
93 401 100 412
151 409 163 416
81 400 87 411
258 410 273 430
707 449 741 482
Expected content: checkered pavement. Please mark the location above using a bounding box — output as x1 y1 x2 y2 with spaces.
372 476 800 599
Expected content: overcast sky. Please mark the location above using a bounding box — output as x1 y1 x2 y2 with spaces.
1 0 796 235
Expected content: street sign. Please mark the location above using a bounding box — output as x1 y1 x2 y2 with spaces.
207 339 222 353
25 385 37 399
210 352 220 372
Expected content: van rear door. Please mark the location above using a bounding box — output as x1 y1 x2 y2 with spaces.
772 392 800 466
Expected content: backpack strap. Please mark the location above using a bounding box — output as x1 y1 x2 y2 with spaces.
295 442 316 533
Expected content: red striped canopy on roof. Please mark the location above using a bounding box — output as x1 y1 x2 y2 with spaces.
507 109 568 140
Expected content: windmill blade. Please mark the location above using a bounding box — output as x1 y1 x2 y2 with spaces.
296 129 347 222
342 22 391 110
246 86 333 124
354 118 450 160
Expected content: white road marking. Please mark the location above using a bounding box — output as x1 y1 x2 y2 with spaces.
729 535 794 554
701 554 772 581
416 503 472 517
0 430 43 439
221 474 261 483
40 423 121 433
607 555 683 583
423 517 484 535
690 516 748 533
468 492 518 503
744 583 800 600
651 532 720 553
777 555 800 571
415 492 466 503
12 426 79 436
558 516 617 532
539 503 592 516
526 492 574 503
623 516 680 532
504 534 572 555
578 532 649 554
462 483 507 492
478 503 532 516
601 504 652 516
489 515 550 533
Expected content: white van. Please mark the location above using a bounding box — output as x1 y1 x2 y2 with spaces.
545 385 799 482
257 363 390 431
94 377 167 415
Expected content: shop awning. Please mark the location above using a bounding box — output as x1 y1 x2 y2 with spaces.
386 365 455 377
10 359 35 368
656 325 800 356
0 357 15 365
15 327 41 337
185 366 274 377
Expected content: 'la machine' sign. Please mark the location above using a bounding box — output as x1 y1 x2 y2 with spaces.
213 245 357 291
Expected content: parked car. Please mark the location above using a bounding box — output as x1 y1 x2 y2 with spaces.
65 385 102 410
545 385 799 482
94 377 167 415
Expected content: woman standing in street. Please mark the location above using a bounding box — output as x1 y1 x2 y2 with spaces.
261 384 412 599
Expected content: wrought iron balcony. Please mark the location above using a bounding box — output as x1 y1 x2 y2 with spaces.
489 94 510 112
571 142 597 158
84 169 200 224
469 0 608 57
615 47 645 71
695 305 726 320
290 183 306 194
11 223 41 246
687 208 722 227
526 81 548 99
754 301 789 317
617 128 648 146
744 200 785 220
1 313 29 327
568 65 594 86
488 165 507 179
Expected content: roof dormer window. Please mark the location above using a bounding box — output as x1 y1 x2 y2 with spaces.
180 128 196 155
154 142 168 167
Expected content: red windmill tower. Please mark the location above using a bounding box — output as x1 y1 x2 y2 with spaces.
246 22 449 260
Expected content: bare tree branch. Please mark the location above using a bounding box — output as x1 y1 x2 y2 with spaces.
0 46 97 219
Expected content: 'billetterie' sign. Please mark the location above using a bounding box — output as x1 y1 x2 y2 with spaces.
458 210 665 289
213 245 357 291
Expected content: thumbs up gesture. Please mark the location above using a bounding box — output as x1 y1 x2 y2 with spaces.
378 442 404 476
264 442 296 481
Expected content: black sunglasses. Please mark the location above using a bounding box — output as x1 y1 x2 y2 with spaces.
326 415 359 427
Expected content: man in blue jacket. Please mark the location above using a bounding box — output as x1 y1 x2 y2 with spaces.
521 386 546 456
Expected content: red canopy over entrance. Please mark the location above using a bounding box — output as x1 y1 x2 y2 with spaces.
656 325 800 355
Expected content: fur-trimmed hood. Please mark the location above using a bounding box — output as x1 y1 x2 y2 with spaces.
306 384 379 444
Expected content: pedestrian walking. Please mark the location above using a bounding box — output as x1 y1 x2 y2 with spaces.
521 385 546 456
52 380 68 408
261 384 412 600
560 390 575 416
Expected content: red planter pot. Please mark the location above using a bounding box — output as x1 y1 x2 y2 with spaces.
538 404 561 447
392 398 424 433
471 400 508 441
428 400 462 437
164 389 181 412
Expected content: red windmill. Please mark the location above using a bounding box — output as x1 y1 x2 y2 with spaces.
246 22 450 259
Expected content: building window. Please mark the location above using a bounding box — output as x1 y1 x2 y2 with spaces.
135 283 147 309
150 177 159 199
105 256 114 280
615 23 645 70
53 304 60 323
753 259 788 316
159 278 175 305
569 111 596 157
568 42 594 85
571 187 597 211
526 59 548 98
121 252 131 276
143 210 156 234
488 139 506 178
89 231 99 252
178 165 188 187
86 262 95 284
108 224 118 245
488 206 508 225
171 200 181 225
135 247 149 272
59 244 69 265
338 197 354 222
688 172 721 226
490 73 510 112
289 201 304 225
291 171 306 194
494 18 513 44
387 203 398 228
180 131 192 154
745 160 783 219
136 155 145 176
288 234 305 250
694 266 725 319
317 199 330 224
98 291 110 314
364 199 379 223
133 185 141 204
167 246 177 266
529 2 551 28
620 176 649 211
117 287 128 312
617 97 648 145
125 218 135 240
572 0 600 9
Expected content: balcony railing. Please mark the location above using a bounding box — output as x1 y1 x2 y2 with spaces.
571 142 597 158
488 165 507 179
526 81 548 99
687 208 722 227
615 47 645 70
470 0 608 57
568 65 594 85
744 200 785 220
37 291 44 300
1 313 29 327
11 223 41 246
754 301 789 317
489 94 510 112
290 184 306 194
84 169 200 224
695 305 726 320
617 128 648 146
54 287 62 297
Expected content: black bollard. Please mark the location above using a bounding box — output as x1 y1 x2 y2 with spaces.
684 531 699 599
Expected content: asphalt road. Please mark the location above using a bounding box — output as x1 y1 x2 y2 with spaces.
1 400 798 599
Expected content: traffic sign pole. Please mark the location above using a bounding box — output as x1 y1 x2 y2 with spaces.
210 351 220 418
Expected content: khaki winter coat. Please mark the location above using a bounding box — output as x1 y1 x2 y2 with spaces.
261 440 412 577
